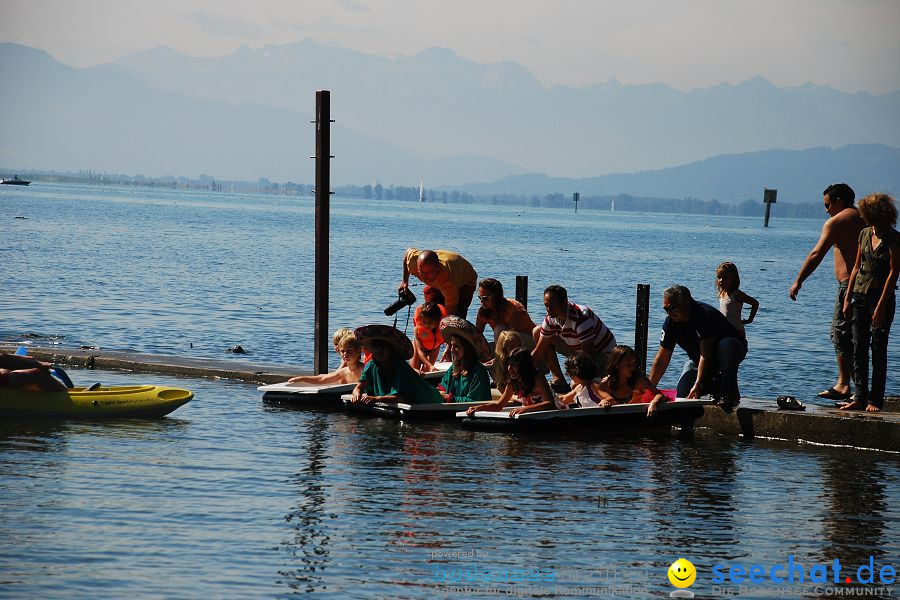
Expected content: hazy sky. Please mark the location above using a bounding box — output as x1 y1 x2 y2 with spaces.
2 0 899 93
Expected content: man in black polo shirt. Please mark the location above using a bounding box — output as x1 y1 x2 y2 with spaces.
648 285 747 406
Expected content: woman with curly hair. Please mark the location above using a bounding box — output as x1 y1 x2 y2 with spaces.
840 193 900 412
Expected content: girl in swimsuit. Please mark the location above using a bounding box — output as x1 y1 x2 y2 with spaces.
596 345 667 416
465 348 558 417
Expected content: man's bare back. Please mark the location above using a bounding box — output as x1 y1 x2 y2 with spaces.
788 183 863 398
829 207 866 282
790 191 864 300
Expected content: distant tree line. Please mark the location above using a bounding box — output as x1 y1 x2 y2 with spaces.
331 185 824 218
8 167 823 218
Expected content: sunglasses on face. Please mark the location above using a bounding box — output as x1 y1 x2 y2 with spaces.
663 304 682 314
479 295 493 301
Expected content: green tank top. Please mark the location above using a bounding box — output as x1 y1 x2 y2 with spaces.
852 227 899 297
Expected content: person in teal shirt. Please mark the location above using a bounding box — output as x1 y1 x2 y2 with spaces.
350 325 442 405
439 334 492 403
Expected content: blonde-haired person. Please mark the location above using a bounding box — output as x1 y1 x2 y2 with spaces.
332 327 355 366
492 330 523 392
840 193 900 412
288 334 364 385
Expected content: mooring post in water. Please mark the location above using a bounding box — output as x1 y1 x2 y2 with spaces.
313 90 333 374
516 276 529 309
763 188 777 227
635 284 650 373
573 192 580 213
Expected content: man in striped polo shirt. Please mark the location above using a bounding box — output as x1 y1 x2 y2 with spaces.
532 285 617 392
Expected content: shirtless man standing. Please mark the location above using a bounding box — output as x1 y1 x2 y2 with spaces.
789 183 865 400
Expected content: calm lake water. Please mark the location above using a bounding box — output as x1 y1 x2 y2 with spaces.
1 183 898 598
2 181 897 400
1 369 898 599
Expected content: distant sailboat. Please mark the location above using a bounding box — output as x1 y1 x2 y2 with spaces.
611 197 615 212
419 178 425 203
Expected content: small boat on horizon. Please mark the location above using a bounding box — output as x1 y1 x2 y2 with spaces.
1 175 31 186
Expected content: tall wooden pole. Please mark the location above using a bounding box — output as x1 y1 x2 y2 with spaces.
314 90 332 374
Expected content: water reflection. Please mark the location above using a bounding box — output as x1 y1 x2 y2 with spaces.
278 412 332 594
819 451 891 568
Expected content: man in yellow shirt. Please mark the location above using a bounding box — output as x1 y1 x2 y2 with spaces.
400 248 478 319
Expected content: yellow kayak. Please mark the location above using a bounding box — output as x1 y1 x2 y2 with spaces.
0 385 193 418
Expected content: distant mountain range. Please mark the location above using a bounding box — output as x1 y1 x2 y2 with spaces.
450 144 900 203
1 40 899 197
0 43 524 186
99 39 900 177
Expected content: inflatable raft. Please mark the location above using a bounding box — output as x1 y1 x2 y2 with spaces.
459 399 714 431
258 362 452 404
341 396 490 420
0 385 194 418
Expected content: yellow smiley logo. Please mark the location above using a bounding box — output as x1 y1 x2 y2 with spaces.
668 558 696 588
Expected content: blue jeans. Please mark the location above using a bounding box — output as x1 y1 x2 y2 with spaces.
675 337 747 400
850 292 895 408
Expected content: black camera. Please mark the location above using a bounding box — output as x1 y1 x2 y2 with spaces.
384 288 416 316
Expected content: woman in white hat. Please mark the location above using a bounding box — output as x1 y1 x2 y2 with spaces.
349 325 442 405
438 316 492 403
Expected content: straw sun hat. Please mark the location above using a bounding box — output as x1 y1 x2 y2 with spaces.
354 324 414 360
439 316 491 362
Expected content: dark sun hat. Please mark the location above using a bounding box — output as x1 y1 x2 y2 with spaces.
354 324 414 360
439 316 491 362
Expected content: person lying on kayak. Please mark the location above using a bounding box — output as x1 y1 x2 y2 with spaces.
465 348 560 417
288 333 364 385
597 345 668 416
437 316 492 403
349 325 442 405
0 351 68 392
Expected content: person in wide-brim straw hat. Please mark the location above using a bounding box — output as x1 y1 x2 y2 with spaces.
350 325 442 405
354 324 414 360
439 316 491 362
437 316 493 403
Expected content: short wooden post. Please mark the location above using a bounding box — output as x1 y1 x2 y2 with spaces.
763 188 777 227
573 192 580 213
515 276 529 309
635 284 650 373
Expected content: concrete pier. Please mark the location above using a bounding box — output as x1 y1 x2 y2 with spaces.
1 345 302 385
3 344 897 451
697 398 899 452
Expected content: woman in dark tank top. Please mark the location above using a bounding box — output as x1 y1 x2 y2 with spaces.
840 193 900 412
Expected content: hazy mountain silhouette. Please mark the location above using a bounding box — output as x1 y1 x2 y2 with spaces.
2 41 899 199
449 144 900 202
100 39 900 177
0 43 525 185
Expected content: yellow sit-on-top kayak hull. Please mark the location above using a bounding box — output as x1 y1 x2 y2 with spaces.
0 385 193 417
